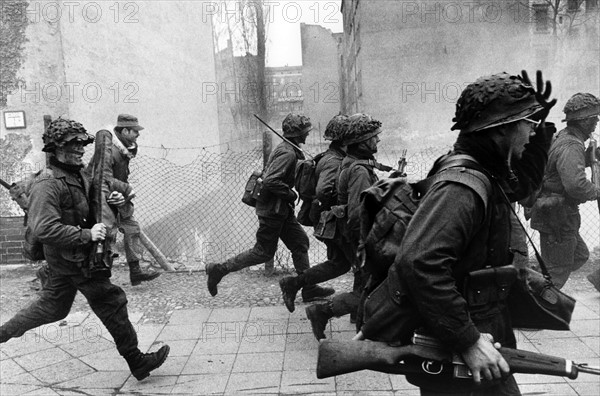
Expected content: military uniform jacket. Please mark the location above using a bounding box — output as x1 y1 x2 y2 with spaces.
29 165 94 276
538 126 599 204
360 122 552 350
314 147 345 210
256 141 302 218
337 155 378 246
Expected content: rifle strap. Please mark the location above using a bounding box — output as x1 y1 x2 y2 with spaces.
496 186 553 279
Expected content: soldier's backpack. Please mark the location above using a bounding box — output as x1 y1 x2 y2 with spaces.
295 152 325 226
6 169 54 261
358 155 492 285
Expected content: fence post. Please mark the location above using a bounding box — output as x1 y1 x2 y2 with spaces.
140 230 174 271
262 128 275 276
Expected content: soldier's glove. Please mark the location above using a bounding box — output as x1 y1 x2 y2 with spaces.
521 70 557 122
585 145 600 167
532 121 557 148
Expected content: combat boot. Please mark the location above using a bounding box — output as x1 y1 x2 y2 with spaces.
301 284 335 302
305 302 334 340
206 262 229 296
279 276 302 313
0 327 10 344
126 345 170 381
129 261 161 286
587 269 600 292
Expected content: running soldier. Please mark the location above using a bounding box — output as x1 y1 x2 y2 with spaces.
206 113 334 301
279 114 350 313
0 118 169 380
303 113 385 339
531 93 600 290
359 72 555 395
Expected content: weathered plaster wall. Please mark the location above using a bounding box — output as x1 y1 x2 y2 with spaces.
300 23 342 137
3 1 220 167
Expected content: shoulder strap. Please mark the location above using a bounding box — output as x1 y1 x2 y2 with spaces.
496 186 553 279
415 154 493 212
314 152 326 164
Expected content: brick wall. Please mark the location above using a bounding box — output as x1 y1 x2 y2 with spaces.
0 216 26 265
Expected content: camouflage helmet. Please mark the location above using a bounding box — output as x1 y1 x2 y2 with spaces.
451 72 543 134
562 93 600 122
323 114 349 142
343 113 383 146
282 113 312 138
42 117 94 153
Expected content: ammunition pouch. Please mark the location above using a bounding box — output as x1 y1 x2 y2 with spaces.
314 204 346 241
242 171 263 207
530 193 568 235
464 265 517 309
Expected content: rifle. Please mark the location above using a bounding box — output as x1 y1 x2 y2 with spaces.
590 133 600 214
317 337 600 381
0 177 29 214
253 114 398 173
88 130 117 275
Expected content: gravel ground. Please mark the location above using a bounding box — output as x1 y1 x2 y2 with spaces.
1 248 598 325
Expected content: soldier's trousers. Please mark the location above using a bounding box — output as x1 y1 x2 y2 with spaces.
419 375 520 396
118 211 142 263
331 269 366 318
540 230 589 289
302 238 354 285
0 268 138 357
224 214 310 274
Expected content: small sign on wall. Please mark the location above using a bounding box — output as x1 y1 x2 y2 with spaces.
3 111 26 129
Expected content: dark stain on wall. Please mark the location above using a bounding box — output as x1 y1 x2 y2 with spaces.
0 0 29 108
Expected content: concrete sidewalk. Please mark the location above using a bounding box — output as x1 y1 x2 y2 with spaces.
1 289 599 395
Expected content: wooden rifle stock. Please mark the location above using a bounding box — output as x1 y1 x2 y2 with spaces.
89 130 116 274
317 339 600 381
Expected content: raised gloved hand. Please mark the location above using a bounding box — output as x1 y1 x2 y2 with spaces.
521 70 557 121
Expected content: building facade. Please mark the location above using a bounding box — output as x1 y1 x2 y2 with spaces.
337 0 599 149
1 0 220 169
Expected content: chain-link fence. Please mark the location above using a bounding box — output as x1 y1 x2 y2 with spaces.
126 141 599 270
0 139 598 268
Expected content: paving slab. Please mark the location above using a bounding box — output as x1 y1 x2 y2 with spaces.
172 373 229 395
1 292 599 395
233 351 284 373
79 348 129 371
280 370 336 394
29 358 95 384
56 370 130 390
182 353 236 375
225 371 281 394
168 308 212 325
13 347 73 372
